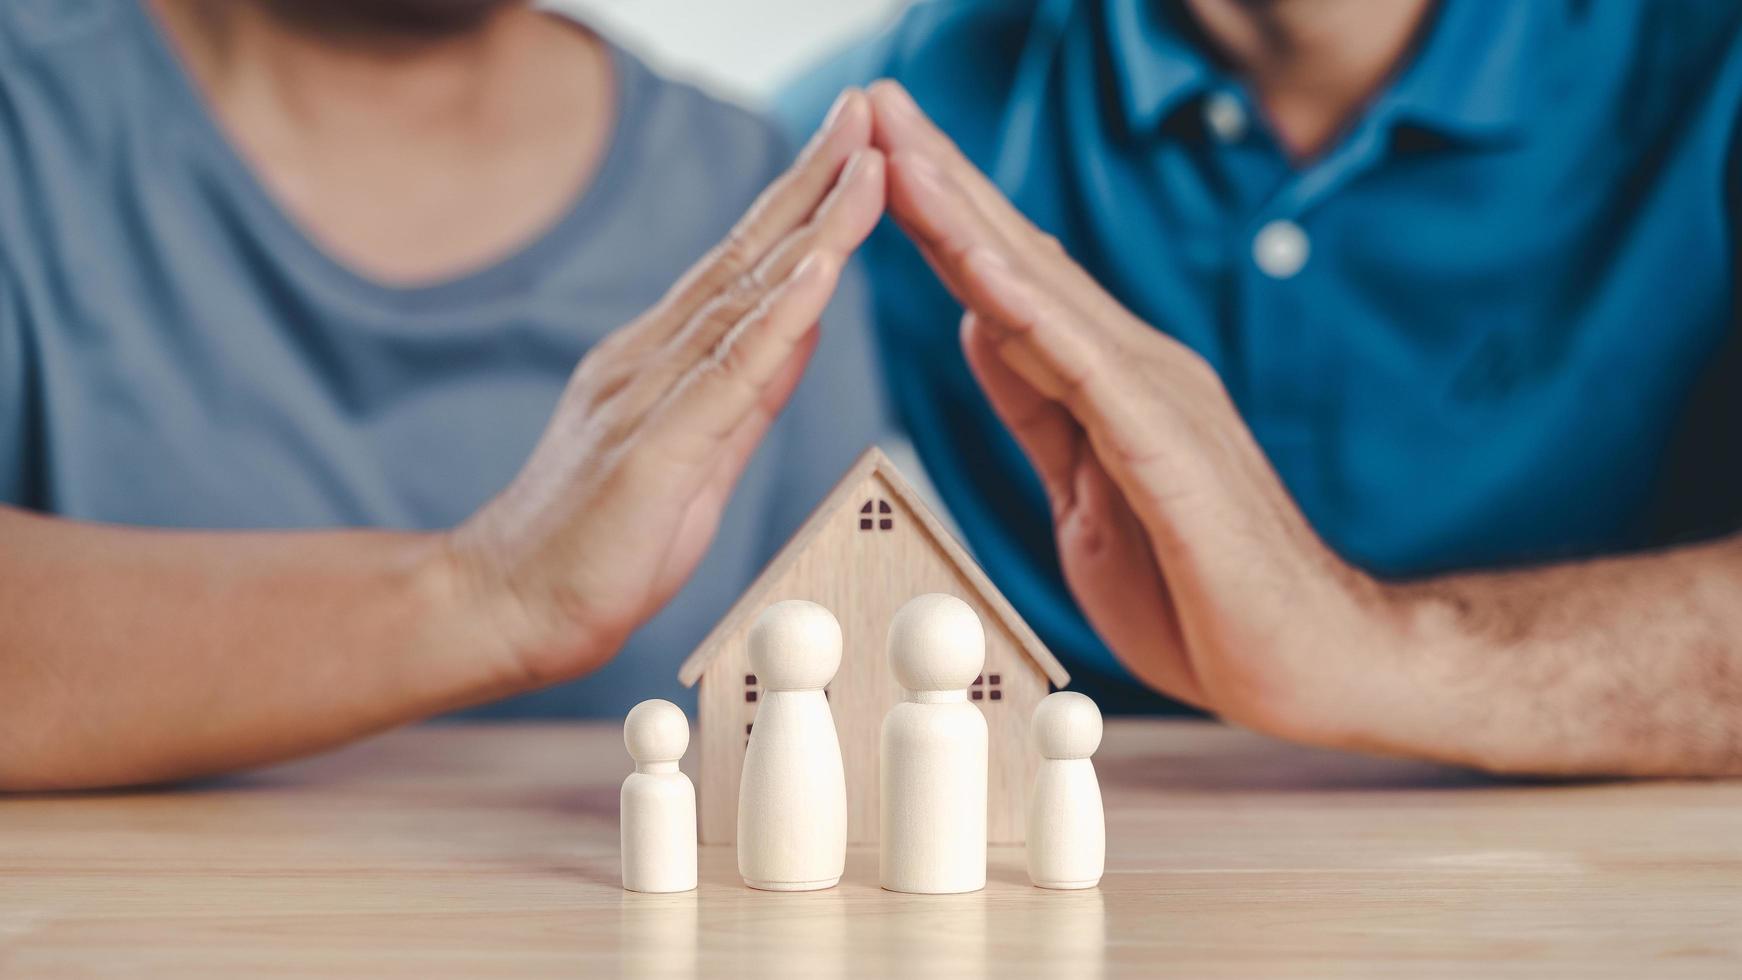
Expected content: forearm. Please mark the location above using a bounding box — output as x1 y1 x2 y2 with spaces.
0 507 519 790
1334 535 1742 777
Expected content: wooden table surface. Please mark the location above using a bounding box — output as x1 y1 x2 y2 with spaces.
2 720 1738 978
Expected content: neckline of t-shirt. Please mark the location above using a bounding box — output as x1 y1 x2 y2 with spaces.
123 1 648 312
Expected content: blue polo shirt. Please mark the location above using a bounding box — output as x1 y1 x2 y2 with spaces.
785 0 1742 708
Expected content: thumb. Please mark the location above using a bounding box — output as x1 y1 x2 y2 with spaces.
960 312 1079 517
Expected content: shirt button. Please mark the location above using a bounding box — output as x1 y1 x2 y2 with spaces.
1203 91 1248 143
1253 220 1310 279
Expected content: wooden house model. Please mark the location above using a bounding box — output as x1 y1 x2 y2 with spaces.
677 446 1070 845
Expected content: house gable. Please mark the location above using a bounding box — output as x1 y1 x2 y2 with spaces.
678 446 1067 689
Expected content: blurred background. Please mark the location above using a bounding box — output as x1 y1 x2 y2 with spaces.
556 0 915 106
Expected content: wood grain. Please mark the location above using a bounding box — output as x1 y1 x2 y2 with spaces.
2 720 1739 978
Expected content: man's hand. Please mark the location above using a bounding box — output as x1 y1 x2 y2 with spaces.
867 81 1742 778
866 81 1428 750
451 90 886 687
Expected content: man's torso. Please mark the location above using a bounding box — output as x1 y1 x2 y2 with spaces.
785 0 1742 701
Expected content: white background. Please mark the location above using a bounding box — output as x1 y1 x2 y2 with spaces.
552 0 917 106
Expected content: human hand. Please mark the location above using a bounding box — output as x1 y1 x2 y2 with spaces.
448 90 886 689
867 81 1408 746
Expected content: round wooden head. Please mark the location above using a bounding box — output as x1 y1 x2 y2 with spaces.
887 593 985 693
748 599 843 692
624 698 690 764
1032 691 1103 760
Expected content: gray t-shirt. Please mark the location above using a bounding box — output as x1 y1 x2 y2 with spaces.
0 1 891 717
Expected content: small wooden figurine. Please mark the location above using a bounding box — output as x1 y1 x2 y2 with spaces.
1026 691 1105 890
620 699 697 893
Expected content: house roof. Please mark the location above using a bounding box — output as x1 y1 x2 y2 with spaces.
677 445 1070 689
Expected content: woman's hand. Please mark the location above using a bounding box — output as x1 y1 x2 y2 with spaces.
450 90 887 689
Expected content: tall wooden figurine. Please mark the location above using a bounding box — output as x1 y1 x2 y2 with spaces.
880 593 988 894
1026 691 1105 889
737 600 848 891
620 699 697 893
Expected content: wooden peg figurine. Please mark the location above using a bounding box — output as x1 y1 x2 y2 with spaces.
620 699 697 893
737 600 848 891
880 593 989 894
1026 691 1105 889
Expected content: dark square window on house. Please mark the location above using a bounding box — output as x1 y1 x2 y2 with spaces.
860 498 895 532
746 690 757 703
971 671 1003 705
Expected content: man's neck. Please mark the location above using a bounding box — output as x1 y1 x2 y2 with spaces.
148 0 613 284
1184 0 1436 161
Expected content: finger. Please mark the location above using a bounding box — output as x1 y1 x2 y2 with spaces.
974 255 1241 603
869 80 1043 259
960 248 1106 404
969 308 1202 706
647 328 819 605
571 91 870 409
696 327 817 525
645 88 873 340
883 148 1107 341
746 150 886 299
873 83 1145 332
1062 450 1206 708
963 247 1180 471
680 149 885 363
612 148 884 423
961 312 1079 515
694 318 819 511
882 145 1023 299
643 251 842 470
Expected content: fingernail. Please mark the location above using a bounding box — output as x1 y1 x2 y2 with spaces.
822 88 855 132
801 90 854 156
